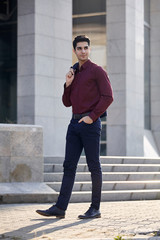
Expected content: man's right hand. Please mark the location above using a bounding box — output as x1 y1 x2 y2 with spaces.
65 68 75 87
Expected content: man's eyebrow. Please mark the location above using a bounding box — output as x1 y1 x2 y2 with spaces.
77 45 89 49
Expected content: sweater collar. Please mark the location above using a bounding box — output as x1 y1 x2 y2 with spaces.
79 59 91 71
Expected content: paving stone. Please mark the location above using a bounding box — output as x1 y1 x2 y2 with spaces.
0 200 160 239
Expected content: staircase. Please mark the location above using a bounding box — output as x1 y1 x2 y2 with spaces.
44 156 160 202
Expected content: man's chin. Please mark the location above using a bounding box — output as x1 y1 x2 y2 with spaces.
80 57 88 61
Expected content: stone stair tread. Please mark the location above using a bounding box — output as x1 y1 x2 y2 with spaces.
44 163 160 166
44 172 160 175
46 181 91 184
71 189 160 193
44 172 160 183
103 172 160 174
0 182 58 204
100 156 160 159
70 190 160 202
44 156 160 164
46 180 160 184
44 163 160 172
44 163 160 173
47 180 160 189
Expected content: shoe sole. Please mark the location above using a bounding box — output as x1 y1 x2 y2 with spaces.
36 210 65 218
78 214 101 219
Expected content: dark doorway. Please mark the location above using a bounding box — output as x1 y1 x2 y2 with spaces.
0 0 17 123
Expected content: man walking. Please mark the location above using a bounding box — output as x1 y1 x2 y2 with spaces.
36 35 113 219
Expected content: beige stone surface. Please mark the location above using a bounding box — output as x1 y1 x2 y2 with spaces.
0 200 160 240
0 124 43 183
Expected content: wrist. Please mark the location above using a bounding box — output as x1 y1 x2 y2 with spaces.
66 82 71 88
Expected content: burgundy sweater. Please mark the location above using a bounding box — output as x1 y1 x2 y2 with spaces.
62 59 113 122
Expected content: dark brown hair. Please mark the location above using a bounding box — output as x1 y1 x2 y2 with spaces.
73 35 90 50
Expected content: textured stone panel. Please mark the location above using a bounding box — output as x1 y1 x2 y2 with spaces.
35 35 54 57
35 96 54 117
18 14 35 36
18 0 35 15
35 14 55 37
18 35 35 56
18 55 35 76
35 55 54 77
35 0 55 17
0 157 10 182
10 129 43 157
54 18 72 40
107 125 126 156
17 96 35 117
0 131 10 156
10 157 43 182
0 125 43 183
18 76 35 97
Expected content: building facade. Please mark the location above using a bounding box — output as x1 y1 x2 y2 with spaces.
0 0 160 157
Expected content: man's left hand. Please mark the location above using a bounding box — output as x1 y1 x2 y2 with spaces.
78 116 93 124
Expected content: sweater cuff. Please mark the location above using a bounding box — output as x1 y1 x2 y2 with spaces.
88 112 97 122
64 83 71 91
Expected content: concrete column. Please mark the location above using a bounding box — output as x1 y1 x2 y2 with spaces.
17 0 72 156
150 0 160 154
107 0 144 156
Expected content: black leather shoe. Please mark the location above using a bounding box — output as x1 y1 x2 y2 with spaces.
78 207 101 219
36 205 65 218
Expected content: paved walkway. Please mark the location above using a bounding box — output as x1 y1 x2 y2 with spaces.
0 200 160 240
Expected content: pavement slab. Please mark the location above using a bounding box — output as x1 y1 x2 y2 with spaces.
0 200 160 240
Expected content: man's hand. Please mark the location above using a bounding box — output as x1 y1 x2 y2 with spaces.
66 68 75 87
78 116 93 124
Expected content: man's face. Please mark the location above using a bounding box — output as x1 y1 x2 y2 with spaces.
74 41 90 62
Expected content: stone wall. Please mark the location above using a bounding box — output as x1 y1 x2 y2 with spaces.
0 124 43 183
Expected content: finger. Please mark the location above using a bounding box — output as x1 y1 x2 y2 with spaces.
69 69 74 75
67 71 73 78
78 117 84 123
70 67 76 73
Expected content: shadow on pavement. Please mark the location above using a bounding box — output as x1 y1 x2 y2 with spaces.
1 216 94 239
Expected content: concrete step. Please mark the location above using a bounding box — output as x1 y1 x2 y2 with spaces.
70 189 160 202
0 182 58 204
44 163 160 173
44 156 160 164
43 156 160 202
44 172 160 182
46 180 160 192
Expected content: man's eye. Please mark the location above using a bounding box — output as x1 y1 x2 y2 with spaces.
84 46 88 50
77 47 82 50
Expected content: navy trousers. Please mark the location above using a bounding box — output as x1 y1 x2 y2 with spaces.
56 118 102 211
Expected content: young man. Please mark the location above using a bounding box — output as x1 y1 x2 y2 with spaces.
36 35 113 219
